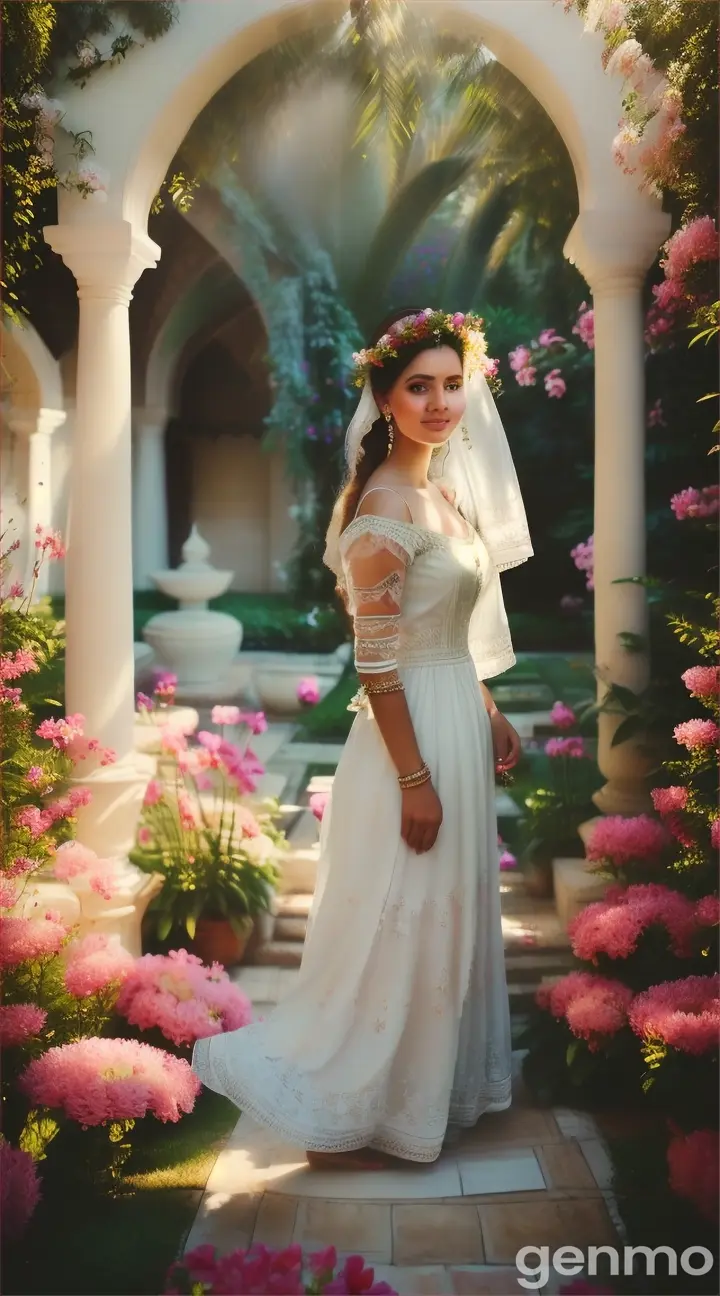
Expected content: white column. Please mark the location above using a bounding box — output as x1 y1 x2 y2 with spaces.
7 407 66 598
132 406 169 589
43 220 160 857
566 208 670 818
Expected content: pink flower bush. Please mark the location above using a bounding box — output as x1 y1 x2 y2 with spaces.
53 840 118 900
0 1142 41 1239
711 819 720 851
550 701 577 730
508 345 532 372
671 485 720 520
20 1036 200 1125
569 884 698 962
0 1003 47 1046
661 216 719 283
651 786 688 815
696 895 720 928
0 648 38 680
116 949 253 1047
673 719 719 752
515 365 537 387
297 677 321 706
35 712 85 751
570 535 594 590
309 791 330 823
0 879 17 908
572 302 595 349
629 974 720 1055
537 971 633 1050
0 914 67 967
681 665 720 697
64 933 135 997
667 1128 720 1222
586 814 668 868
545 736 585 758
544 368 567 399
166 1244 396 1296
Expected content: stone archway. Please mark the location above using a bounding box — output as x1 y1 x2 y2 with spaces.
43 0 670 860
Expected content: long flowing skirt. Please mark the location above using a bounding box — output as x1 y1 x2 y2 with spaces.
192 657 511 1162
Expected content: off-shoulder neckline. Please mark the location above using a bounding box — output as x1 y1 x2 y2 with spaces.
341 513 476 547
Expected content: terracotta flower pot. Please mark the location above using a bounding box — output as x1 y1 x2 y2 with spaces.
193 916 253 967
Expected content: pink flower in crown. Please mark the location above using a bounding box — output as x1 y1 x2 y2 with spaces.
297 676 321 706
64 933 135 997
0 1003 47 1047
673 718 720 752
629 974 720 1055
0 1143 41 1239
544 368 566 399
508 345 532 373
211 705 241 726
538 328 566 347
516 365 537 387
667 1128 719 1223
451 312 465 328
551 700 577 730
650 786 688 816
586 814 668 867
482 356 499 379
681 665 720 698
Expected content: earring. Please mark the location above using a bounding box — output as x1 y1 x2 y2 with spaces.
462 424 471 447
383 406 395 455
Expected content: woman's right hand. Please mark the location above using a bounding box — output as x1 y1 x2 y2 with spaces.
401 781 443 854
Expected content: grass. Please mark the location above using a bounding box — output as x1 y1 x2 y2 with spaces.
4 1090 238 1296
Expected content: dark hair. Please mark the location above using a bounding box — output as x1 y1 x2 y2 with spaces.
334 307 464 543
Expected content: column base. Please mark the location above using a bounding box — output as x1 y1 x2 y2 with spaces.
591 777 652 818
69 751 155 859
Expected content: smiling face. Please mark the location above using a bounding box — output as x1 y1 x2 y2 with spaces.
381 344 466 448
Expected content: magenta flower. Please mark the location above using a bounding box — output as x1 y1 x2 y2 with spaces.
309 791 330 823
211 705 241 726
667 1129 719 1223
570 535 594 591
537 970 633 1051
572 302 595 349
545 736 585 758
629 974 720 1055
323 1254 395 1294
64 933 135 997
0 914 67 967
538 328 565 347
544 368 566 399
143 778 164 807
482 356 499 379
116 948 253 1047
661 215 719 282
671 485 720 520
499 849 517 870
673 718 719 752
586 814 668 867
21 1037 200 1125
651 786 689 815
0 1143 41 1239
238 710 268 735
515 364 537 387
297 676 321 706
25 765 44 787
35 712 85 751
136 692 153 712
0 1003 47 1046
550 700 577 730
154 672 177 703
508 345 532 372
681 665 720 697
570 884 698 962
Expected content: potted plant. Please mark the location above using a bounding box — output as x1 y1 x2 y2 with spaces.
130 708 284 965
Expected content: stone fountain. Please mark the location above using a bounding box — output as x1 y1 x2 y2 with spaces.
143 526 243 692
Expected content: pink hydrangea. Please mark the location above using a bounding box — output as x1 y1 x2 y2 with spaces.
536 971 633 1052
667 1128 720 1222
673 718 719 752
211 705 241 726
569 884 698 962
696 895 720 927
20 1037 200 1125
572 303 595 349
671 485 720 520
550 700 577 730
629 974 720 1055
64 933 136 997
0 1143 41 1239
545 736 585 758
544 368 567 399
681 665 720 697
661 216 719 282
35 712 85 750
0 1003 47 1046
586 814 667 867
297 677 320 706
516 365 537 387
309 792 330 823
116 948 253 1047
0 914 66 966
651 786 688 815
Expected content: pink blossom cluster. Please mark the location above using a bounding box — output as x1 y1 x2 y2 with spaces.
0 913 67 967
670 485 720 521
153 671 178 703
0 1002 47 1046
661 216 719 283
673 718 719 752
35 712 85 751
310 791 330 823
545 737 585 759
53 841 118 900
508 345 536 387
681 665 720 698
297 676 321 706
570 535 594 591
211 705 268 733
650 786 688 816
550 700 577 730
34 525 66 561
165 1244 395 1296
20 1036 200 1125
572 303 595 350
14 786 92 842
116 948 253 1047
0 878 18 908
544 368 567 399
569 884 698 962
586 814 668 867
536 971 633 1049
667 1128 720 1222
0 683 23 706
646 398 666 428
498 846 517 871
629 974 720 1055
696 895 720 928
711 820 720 852
0 1142 41 1239
64 933 136 997
195 730 266 795
583 0 627 34
0 648 38 681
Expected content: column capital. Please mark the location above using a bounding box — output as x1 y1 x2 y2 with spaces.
565 207 672 293
43 221 160 299
7 405 67 438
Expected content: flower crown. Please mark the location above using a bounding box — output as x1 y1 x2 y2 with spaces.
351 309 492 388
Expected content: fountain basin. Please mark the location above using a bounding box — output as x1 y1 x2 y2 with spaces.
143 609 242 686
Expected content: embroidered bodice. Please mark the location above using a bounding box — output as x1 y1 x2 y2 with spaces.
338 514 516 679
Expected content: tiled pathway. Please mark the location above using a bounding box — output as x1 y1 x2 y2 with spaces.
186 971 620 1295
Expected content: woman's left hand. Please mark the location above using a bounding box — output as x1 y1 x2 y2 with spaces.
489 710 522 773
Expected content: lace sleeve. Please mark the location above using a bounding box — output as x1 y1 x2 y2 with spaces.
342 526 413 675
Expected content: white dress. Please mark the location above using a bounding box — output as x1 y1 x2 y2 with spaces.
193 510 516 1162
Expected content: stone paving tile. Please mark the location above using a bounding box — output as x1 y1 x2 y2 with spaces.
459 1107 561 1149
252 1193 298 1248
450 1266 533 1295
393 1204 485 1266
535 1141 597 1190
458 1148 545 1196
184 1190 260 1254
578 1139 614 1190
372 1264 453 1294
551 1109 599 1141
478 1196 618 1264
294 1199 392 1263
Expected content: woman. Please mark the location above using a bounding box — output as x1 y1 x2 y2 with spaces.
193 307 533 1169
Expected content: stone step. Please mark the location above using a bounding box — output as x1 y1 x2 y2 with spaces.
505 953 574 984
253 940 303 969
553 856 606 931
277 846 319 895
508 982 540 1013
277 892 314 918
274 915 308 942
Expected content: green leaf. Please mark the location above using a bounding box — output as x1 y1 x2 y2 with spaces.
611 715 644 747
156 913 173 942
608 683 640 711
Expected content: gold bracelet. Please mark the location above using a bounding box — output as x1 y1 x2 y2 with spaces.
365 676 404 696
398 762 431 789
